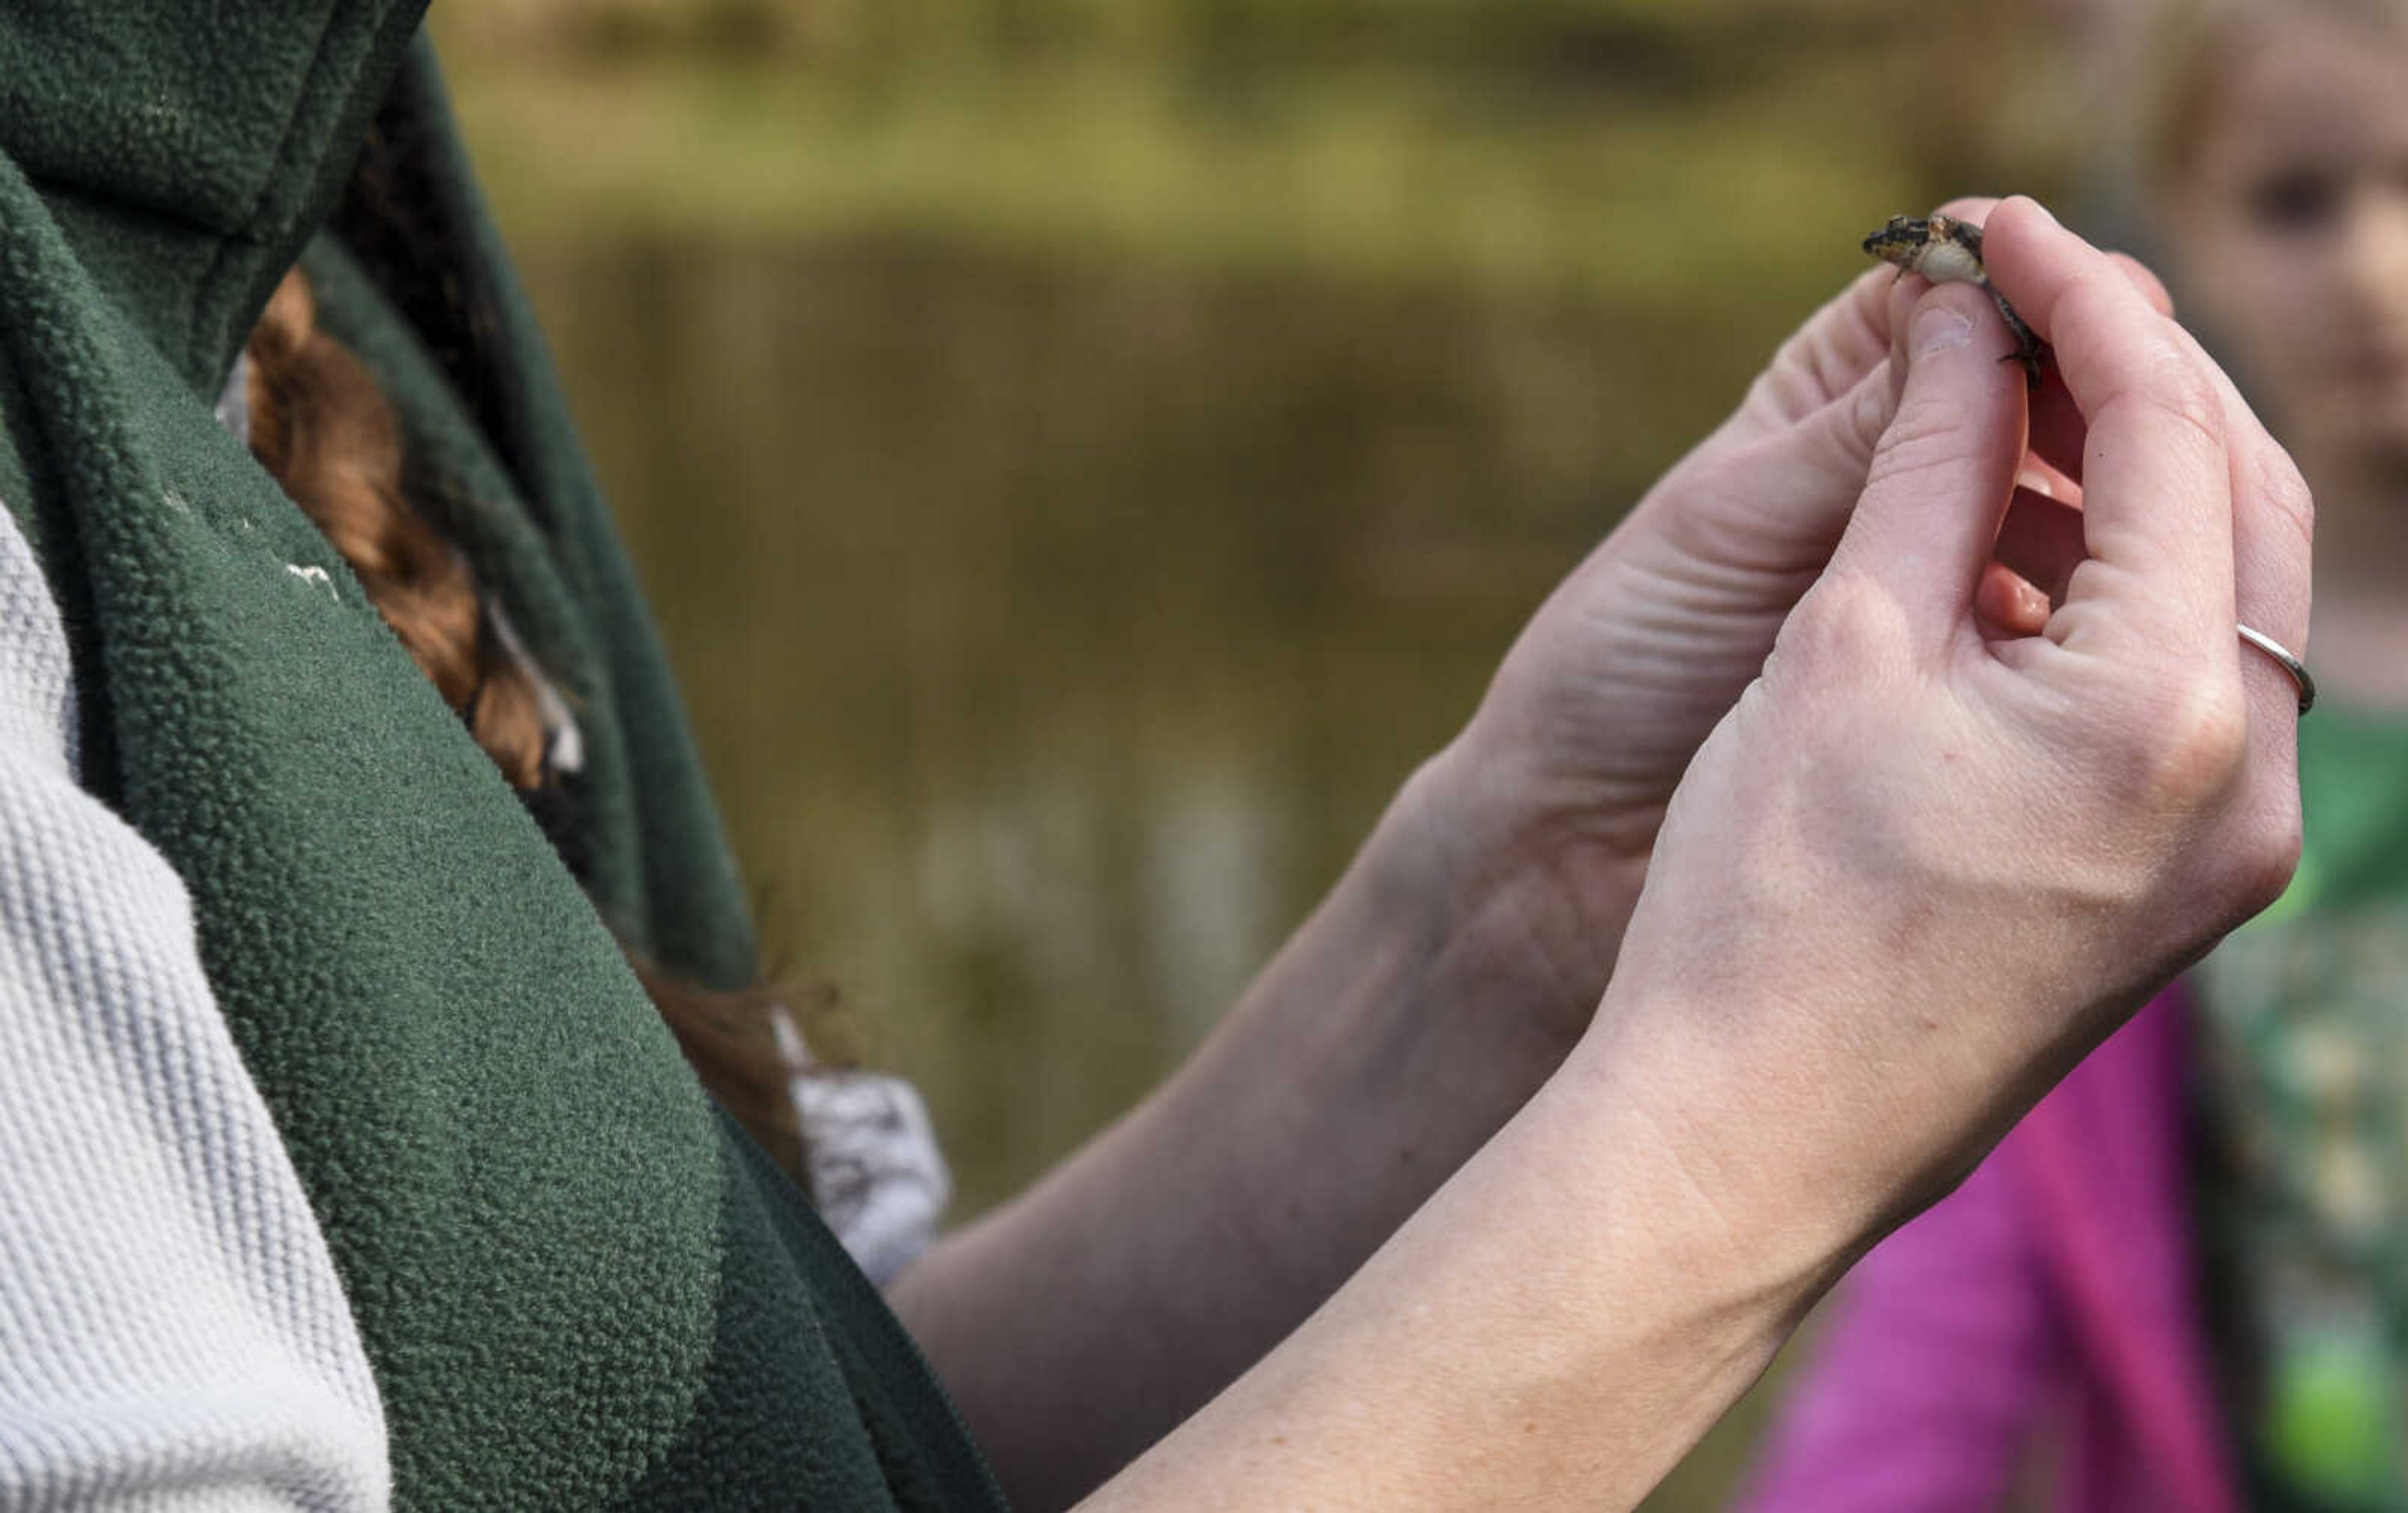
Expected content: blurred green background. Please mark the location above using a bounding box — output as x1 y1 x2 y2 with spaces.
431 2 2085 1501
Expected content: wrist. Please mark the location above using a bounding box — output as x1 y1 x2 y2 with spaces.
1383 724 1650 1052
1101 1046 1849 1512
1561 999 1888 1310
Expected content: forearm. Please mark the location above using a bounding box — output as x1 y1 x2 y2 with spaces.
890 741 1645 1507
1080 1028 1854 1511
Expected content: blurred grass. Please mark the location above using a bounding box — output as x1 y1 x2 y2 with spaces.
446 55 1893 305
434 3 2070 312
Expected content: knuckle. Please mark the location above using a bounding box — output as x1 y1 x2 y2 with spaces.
1807 327 1861 406
2141 353 2229 459
2229 806 2304 919
2245 440 2315 549
2063 275 2224 428
2107 252 2173 315
1778 567 1906 672
2054 268 2135 350
2116 671 2250 812
1841 361 1899 462
1863 391 1965 492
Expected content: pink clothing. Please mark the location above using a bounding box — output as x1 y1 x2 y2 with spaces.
1738 992 2240 1512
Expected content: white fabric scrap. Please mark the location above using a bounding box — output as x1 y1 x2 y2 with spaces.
774 1015 952 1288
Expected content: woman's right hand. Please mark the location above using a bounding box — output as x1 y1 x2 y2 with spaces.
1082 201 2306 1512
1588 196 2311 1240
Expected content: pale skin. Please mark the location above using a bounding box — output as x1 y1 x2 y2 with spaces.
890 197 2310 1509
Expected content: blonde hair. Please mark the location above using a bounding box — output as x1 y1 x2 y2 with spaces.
2135 0 2408 194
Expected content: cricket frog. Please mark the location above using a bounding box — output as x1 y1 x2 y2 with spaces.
1863 213 2047 388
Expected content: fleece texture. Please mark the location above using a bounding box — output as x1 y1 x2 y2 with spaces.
0 4 1003 1509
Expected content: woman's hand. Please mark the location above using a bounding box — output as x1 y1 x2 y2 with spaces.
902 252 1956 1506
1411 198 2170 1051
907 198 2241 1511
1084 198 2307 1513
1590 195 2309 1234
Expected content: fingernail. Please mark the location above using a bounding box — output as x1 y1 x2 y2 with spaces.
1913 300 1975 356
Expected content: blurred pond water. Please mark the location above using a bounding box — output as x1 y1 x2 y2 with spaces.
467 9 2078 1498
525 234 1770 1213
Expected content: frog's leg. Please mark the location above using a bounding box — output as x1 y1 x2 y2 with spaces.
1983 282 2047 390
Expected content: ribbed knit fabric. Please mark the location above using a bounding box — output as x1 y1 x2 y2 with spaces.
0 502 388 1510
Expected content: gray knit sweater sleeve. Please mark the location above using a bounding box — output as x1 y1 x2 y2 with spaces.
0 504 389 1509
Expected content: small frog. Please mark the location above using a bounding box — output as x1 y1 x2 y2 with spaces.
1863 213 2047 389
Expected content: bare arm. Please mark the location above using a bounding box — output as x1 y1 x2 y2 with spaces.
891 753 1641 1507
895 220 1931 1510
896 199 2300 1509
1083 196 2308 1509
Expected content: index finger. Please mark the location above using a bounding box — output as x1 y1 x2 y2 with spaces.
1980 198 2236 647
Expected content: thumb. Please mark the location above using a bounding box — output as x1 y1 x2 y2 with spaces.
1824 283 2029 648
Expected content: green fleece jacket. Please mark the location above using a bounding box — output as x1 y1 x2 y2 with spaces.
0 4 1004 1507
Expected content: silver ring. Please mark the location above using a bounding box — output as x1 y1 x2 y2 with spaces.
2237 622 2315 714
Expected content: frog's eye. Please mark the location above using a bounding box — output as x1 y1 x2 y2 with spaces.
2246 170 2341 233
